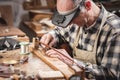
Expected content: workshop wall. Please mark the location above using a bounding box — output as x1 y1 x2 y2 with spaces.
0 0 119 42
0 0 29 27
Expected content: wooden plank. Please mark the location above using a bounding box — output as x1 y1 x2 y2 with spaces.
38 71 64 79
23 0 56 10
30 47 75 80
0 27 26 37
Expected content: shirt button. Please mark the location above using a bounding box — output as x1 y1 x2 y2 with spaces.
87 45 93 51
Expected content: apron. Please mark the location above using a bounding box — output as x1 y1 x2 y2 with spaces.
73 10 109 64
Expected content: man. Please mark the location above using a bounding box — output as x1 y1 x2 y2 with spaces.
40 0 120 80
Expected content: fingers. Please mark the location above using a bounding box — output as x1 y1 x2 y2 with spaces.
40 34 54 47
49 54 59 58
44 34 53 45
49 39 57 47
45 49 73 65
40 34 47 45
46 49 57 57
46 49 68 58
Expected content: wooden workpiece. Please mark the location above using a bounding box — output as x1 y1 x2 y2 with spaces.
31 38 84 80
30 47 75 80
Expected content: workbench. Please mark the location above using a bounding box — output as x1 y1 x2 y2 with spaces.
23 21 55 38
0 27 25 37
0 49 61 80
0 26 29 42
0 46 84 80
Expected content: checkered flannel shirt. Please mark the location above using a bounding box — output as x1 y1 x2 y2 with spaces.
49 6 120 80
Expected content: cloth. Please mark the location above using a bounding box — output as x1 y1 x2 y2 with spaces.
49 5 120 80
0 38 20 50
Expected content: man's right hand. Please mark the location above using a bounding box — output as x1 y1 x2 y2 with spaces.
40 34 57 47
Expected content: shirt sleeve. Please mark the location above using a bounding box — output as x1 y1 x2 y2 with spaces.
48 27 67 44
85 33 120 80
48 24 79 45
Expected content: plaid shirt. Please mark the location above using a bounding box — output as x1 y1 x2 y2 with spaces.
49 6 120 80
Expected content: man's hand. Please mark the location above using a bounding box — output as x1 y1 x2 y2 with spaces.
46 49 73 66
40 34 57 47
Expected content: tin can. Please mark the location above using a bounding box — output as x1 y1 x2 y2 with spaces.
19 42 30 55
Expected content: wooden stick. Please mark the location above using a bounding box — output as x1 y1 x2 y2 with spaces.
39 42 85 70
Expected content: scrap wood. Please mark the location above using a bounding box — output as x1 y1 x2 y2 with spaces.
0 65 14 78
38 71 64 79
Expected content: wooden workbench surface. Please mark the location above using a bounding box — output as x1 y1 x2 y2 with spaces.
0 48 80 80
0 49 57 80
0 27 26 37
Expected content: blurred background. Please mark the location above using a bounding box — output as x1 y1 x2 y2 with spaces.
0 0 120 41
